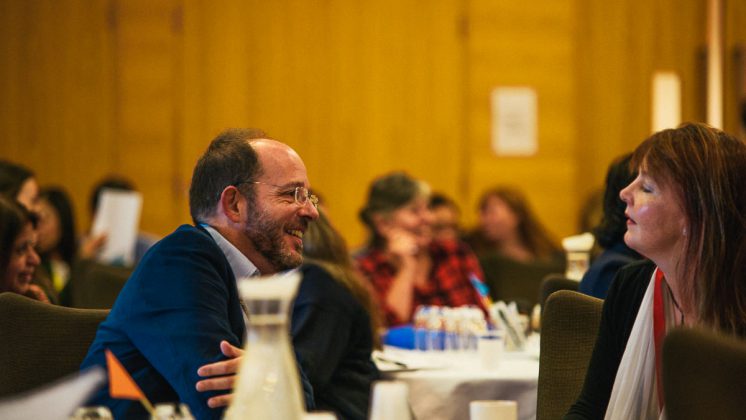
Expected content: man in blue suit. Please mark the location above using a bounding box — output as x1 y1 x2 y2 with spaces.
80 129 320 419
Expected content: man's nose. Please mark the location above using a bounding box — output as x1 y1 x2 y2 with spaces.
300 199 320 220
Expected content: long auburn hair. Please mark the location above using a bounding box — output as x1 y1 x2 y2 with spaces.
472 186 560 259
303 210 383 348
631 122 746 336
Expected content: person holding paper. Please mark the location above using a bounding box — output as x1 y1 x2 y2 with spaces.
82 176 159 266
355 172 485 326
81 129 319 419
566 123 746 419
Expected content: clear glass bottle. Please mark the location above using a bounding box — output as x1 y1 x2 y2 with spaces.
224 271 305 420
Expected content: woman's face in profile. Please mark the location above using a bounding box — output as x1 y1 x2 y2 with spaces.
479 195 519 242
382 196 434 248
36 197 61 255
3 223 41 295
619 170 687 263
16 178 39 212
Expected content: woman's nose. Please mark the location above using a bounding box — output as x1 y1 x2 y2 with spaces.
619 183 632 204
28 248 41 266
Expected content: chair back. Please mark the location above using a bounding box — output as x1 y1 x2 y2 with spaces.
536 290 603 420
663 327 746 420
538 274 579 309
480 255 565 313
0 292 109 397
69 259 132 309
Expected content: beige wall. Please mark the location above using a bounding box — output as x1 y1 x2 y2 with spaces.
1 0 744 248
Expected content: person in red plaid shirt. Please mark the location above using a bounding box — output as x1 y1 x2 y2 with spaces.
355 172 486 326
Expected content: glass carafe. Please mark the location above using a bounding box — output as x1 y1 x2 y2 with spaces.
224 271 305 420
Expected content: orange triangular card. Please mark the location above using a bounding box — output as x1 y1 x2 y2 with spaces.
105 349 145 400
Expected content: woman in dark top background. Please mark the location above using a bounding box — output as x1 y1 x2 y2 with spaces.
294 209 381 420
36 186 79 304
579 153 642 299
464 186 564 309
567 123 746 419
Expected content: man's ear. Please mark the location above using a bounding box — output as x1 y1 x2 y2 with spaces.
218 186 245 223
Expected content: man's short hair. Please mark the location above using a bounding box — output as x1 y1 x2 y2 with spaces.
188 128 267 224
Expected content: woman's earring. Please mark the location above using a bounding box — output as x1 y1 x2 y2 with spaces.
682 227 687 237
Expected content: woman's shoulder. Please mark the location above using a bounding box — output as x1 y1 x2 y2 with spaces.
298 263 357 308
614 259 656 283
605 259 656 307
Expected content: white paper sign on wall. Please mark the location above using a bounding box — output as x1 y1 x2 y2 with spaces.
491 87 538 156
651 71 681 133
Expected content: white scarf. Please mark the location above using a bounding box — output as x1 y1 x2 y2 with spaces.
604 268 666 420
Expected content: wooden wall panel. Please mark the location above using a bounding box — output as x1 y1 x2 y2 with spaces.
181 0 465 247
1 0 743 248
725 0 746 135
0 0 115 234
109 0 182 236
575 0 705 233
465 0 578 239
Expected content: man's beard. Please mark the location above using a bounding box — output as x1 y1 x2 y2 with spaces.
244 207 304 272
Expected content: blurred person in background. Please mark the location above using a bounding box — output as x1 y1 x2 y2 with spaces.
356 171 484 326
36 186 80 305
0 160 58 303
567 123 746 419
465 186 561 262
577 188 604 236
579 154 642 299
464 186 563 309
83 175 159 266
428 192 462 242
295 209 381 420
0 196 48 303
0 159 39 211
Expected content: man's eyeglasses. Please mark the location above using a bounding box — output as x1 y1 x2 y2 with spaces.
236 181 319 208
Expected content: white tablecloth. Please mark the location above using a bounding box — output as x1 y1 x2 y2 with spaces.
379 346 539 420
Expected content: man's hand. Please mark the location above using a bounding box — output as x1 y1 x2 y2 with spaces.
196 340 244 408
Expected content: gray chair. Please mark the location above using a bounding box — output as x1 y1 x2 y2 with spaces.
0 293 109 397
69 258 132 309
536 290 603 420
538 273 579 310
663 327 746 420
480 254 565 314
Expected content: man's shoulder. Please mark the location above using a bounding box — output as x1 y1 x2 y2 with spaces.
164 224 210 240
151 224 215 251
137 224 224 269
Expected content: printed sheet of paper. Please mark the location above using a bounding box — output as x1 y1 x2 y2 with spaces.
0 367 105 420
491 87 538 156
91 188 143 266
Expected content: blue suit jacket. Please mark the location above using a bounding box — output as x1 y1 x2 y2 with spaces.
81 224 313 419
